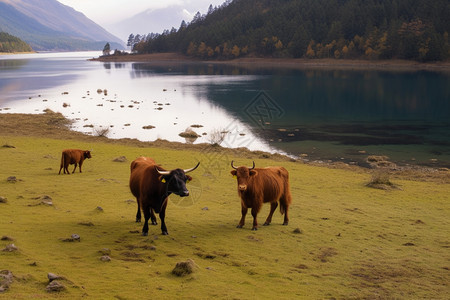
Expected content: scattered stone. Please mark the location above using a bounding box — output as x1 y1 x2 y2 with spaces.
191 124 204 128
47 273 62 282
293 228 303 234
99 248 111 255
61 234 80 242
46 280 66 292
2 244 18 252
142 125 155 130
0 197 7 203
367 155 389 162
1 236 13 241
62 103 70 108
112 156 127 162
172 259 198 277
6 176 18 183
96 206 104 212
100 255 111 262
202 207 209 211
179 128 200 138
29 262 37 266
78 221 94 226
0 270 13 293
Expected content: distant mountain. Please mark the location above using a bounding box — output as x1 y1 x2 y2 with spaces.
106 5 193 42
0 0 124 51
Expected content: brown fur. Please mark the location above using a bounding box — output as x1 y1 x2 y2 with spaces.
231 165 292 230
58 149 91 174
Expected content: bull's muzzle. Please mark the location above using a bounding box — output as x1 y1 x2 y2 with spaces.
177 190 190 197
238 185 247 191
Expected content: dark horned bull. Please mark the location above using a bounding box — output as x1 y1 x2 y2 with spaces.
231 161 292 230
129 157 200 236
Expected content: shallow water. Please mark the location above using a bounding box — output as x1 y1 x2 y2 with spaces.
1 52 449 167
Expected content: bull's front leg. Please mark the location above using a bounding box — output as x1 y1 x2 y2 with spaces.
159 199 168 235
237 205 247 228
264 202 278 226
78 161 83 173
251 207 260 231
141 203 151 236
72 163 77 173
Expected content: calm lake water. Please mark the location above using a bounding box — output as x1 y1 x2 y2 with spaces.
1 52 449 168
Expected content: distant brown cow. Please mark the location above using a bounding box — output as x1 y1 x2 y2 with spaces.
129 157 200 236
230 161 292 230
58 149 92 174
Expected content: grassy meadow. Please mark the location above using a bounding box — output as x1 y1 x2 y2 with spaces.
0 114 449 299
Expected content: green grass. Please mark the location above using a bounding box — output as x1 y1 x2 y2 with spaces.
0 135 449 299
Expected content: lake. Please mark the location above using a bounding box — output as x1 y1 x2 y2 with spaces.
1 52 449 168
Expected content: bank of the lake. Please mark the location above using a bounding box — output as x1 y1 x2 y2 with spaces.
92 52 450 72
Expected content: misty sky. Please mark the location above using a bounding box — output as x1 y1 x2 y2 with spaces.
57 0 226 25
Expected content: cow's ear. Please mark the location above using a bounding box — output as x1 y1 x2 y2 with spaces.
230 170 237 176
159 175 167 183
186 175 192 183
249 170 258 177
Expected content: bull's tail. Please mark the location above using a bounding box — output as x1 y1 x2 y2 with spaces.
279 169 292 215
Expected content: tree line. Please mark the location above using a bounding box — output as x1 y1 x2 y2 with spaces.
0 32 32 53
129 0 449 62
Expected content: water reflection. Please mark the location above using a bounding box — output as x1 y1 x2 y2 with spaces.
0 52 449 167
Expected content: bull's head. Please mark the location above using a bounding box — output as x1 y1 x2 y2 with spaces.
230 161 256 192
84 150 92 159
155 162 200 197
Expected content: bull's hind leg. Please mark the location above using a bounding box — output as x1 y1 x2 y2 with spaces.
150 208 157 225
159 199 168 235
72 163 77 174
264 202 278 226
135 201 141 222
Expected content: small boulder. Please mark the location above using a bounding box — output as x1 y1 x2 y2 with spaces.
112 156 127 162
172 259 199 277
0 270 13 293
2 244 18 252
0 197 7 203
100 255 111 262
46 280 66 292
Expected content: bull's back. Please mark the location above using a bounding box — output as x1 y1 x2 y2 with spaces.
129 157 158 198
252 167 289 202
62 149 83 163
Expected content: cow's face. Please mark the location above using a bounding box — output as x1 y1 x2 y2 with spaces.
84 151 92 159
231 167 257 192
160 169 192 197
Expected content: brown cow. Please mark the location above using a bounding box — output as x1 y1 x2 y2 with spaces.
230 161 292 231
129 157 200 236
58 149 92 174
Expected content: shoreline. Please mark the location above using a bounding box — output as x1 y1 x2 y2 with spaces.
91 52 450 72
0 111 448 183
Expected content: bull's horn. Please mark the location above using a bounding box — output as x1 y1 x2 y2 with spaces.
249 161 255 170
184 162 200 173
231 160 238 170
155 166 171 175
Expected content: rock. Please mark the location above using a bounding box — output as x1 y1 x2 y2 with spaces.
0 197 7 203
6 176 17 183
0 270 13 293
202 207 209 210
100 255 111 262
293 228 303 234
99 248 111 255
112 156 127 162
96 206 104 212
2 244 18 252
47 273 62 282
172 259 199 277
142 125 155 130
46 280 66 292
367 155 389 162
0 236 13 241
71 234 81 241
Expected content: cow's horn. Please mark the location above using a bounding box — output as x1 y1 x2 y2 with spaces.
249 161 255 170
155 166 171 175
184 162 200 174
231 160 237 170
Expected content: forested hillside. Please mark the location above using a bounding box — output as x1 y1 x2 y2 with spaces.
132 0 449 61
0 32 32 53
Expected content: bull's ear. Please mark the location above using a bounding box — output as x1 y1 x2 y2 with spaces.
159 175 167 183
249 170 258 176
186 175 193 183
230 170 237 176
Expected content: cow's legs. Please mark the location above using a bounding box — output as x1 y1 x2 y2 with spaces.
251 207 259 231
135 201 141 222
150 208 157 225
78 161 83 173
237 206 248 228
72 163 77 173
283 205 289 225
141 203 151 236
264 202 278 226
159 199 168 235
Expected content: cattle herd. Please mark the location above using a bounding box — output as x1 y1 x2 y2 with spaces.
59 149 292 236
